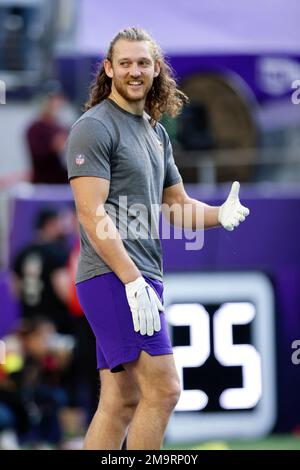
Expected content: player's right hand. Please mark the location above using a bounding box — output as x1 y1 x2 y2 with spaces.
125 276 164 336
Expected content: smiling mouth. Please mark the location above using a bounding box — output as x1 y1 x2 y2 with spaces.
128 81 143 87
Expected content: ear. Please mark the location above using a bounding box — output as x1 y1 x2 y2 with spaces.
104 59 113 78
154 60 161 78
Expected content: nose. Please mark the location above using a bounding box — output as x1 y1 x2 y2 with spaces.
130 63 141 77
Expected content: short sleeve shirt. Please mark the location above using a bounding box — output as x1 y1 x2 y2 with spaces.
66 99 182 282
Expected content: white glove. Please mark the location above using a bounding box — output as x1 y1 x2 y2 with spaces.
218 181 250 231
125 276 164 336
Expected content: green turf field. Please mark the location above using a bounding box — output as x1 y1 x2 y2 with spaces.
163 435 300 450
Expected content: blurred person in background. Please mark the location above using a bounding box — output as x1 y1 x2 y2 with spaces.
0 334 28 450
65 235 99 418
0 317 75 449
12 206 99 442
58 205 99 422
17 317 75 448
26 81 68 184
12 208 73 335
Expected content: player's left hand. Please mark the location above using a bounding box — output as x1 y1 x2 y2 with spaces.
218 181 250 231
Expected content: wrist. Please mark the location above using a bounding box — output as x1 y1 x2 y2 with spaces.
217 205 223 226
125 276 145 289
120 268 142 285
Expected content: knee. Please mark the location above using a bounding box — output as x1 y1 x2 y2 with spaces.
162 381 181 411
147 380 181 413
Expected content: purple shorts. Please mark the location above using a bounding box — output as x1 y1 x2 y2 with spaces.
76 272 173 372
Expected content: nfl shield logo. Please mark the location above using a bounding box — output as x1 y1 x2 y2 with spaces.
75 154 85 166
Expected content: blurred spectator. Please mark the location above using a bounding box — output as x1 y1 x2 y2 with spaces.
64 220 99 418
10 206 98 444
0 317 76 448
0 334 28 449
12 208 73 335
26 81 68 184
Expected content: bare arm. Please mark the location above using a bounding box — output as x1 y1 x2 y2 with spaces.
70 176 141 284
51 268 70 304
162 182 221 229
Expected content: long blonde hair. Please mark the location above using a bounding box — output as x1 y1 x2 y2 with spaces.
85 27 188 125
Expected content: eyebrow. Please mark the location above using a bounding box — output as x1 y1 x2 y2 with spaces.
118 57 152 62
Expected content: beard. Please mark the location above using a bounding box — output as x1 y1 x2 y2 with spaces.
113 76 153 102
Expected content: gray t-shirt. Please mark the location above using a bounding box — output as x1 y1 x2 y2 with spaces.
66 99 182 283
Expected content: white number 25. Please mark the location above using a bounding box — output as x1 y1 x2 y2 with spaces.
166 302 262 411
